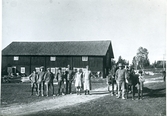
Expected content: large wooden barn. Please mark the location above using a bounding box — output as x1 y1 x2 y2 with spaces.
2 40 114 77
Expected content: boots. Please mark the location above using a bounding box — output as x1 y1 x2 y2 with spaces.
57 88 60 96
85 90 87 95
62 89 65 95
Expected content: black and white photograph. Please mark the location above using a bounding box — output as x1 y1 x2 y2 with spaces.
1 0 166 116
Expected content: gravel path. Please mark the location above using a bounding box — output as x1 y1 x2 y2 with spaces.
0 87 109 116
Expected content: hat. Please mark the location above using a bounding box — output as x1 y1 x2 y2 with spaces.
118 63 123 67
58 67 62 70
40 66 44 69
47 68 50 70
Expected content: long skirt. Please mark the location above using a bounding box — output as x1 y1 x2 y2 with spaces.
84 80 90 90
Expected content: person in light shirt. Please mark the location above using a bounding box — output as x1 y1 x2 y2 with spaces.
83 65 92 95
74 69 83 95
115 63 127 99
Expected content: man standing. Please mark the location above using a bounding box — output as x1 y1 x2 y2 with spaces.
37 66 45 96
29 70 38 96
44 68 55 97
83 65 92 95
65 65 74 94
115 63 127 99
56 68 65 95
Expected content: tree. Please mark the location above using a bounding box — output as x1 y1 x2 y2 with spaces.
132 56 137 70
136 47 149 70
117 56 129 66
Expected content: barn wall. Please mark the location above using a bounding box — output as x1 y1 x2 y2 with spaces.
45 56 57 67
2 55 107 77
72 56 88 68
56 56 73 68
89 57 103 73
2 56 9 75
30 56 45 73
2 56 31 76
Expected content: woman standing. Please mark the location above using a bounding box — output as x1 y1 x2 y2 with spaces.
83 65 92 95
74 69 82 95
137 70 145 100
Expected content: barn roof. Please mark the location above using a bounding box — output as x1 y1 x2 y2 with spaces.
2 40 114 57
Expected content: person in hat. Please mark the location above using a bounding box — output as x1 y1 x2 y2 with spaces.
56 67 65 95
44 68 55 96
37 66 45 96
137 70 145 100
115 63 127 99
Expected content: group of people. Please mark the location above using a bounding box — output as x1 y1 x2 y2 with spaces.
106 63 145 100
28 65 92 97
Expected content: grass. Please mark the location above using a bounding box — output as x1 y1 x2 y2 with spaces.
1 81 107 106
22 82 166 116
1 74 166 116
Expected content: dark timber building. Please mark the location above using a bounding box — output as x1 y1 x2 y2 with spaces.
2 40 114 77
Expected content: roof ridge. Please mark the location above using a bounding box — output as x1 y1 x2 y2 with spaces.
12 40 111 43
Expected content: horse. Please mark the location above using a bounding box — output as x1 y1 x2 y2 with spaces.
126 71 140 100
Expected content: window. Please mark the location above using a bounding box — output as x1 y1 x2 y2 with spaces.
82 56 88 61
50 57 56 61
51 68 55 74
14 56 19 61
35 67 40 72
21 67 25 73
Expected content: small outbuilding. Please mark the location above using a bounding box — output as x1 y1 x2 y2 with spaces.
2 40 114 77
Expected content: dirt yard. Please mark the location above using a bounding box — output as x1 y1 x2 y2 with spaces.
1 74 166 116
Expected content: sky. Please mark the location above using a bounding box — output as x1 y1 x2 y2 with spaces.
2 0 166 64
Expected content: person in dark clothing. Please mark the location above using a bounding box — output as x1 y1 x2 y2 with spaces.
37 66 45 96
162 69 166 82
65 65 74 94
56 68 65 95
44 68 55 97
106 70 115 96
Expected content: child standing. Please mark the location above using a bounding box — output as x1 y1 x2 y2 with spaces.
137 70 145 100
75 69 82 95
107 70 115 96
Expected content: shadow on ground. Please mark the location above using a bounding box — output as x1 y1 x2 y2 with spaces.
143 87 166 98
90 86 166 98
90 91 110 95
